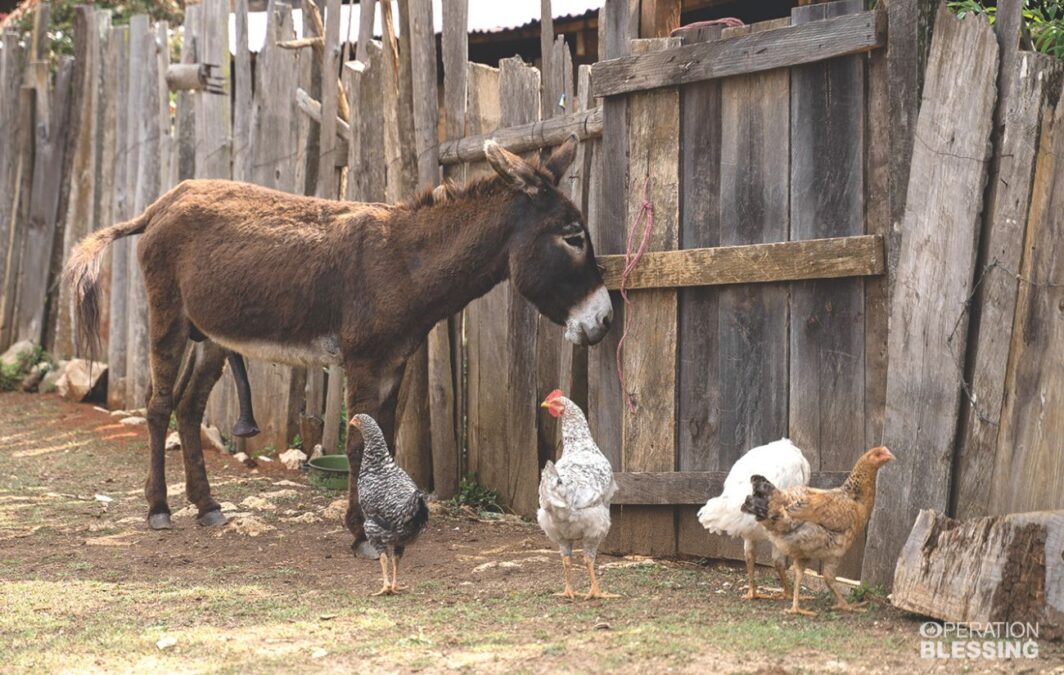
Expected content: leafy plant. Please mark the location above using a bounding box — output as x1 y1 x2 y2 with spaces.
448 474 503 514
0 346 49 392
849 582 887 603
949 0 1064 60
290 434 303 450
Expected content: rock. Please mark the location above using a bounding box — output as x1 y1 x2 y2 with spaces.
156 636 177 650
272 480 305 488
226 515 275 537
232 452 257 468
20 362 48 392
323 498 348 522
472 560 522 573
56 359 107 402
119 416 147 426
240 495 276 511
39 361 67 393
109 409 131 418
310 444 324 460
201 425 226 452
0 339 36 367
262 489 299 499
165 431 181 451
282 512 321 524
279 448 307 470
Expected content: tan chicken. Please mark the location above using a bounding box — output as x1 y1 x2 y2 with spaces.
741 446 895 616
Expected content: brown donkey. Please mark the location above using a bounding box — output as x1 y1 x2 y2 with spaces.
64 137 612 553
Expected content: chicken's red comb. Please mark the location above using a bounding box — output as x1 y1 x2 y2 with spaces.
545 389 565 403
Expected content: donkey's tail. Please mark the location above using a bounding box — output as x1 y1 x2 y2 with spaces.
63 210 152 360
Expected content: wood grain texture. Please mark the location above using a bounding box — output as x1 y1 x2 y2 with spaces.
233 0 252 181
863 7 999 586
355 0 375 62
991 95 1064 516
106 25 130 409
438 107 602 165
614 470 853 505
591 10 884 97
716 19 791 469
954 54 1062 520
0 31 25 351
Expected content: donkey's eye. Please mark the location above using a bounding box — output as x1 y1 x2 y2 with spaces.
563 234 585 249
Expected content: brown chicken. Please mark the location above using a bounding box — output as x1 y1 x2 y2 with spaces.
740 446 895 616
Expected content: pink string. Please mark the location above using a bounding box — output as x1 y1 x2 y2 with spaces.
615 176 654 415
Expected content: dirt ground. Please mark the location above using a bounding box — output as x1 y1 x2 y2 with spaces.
1 392 1061 674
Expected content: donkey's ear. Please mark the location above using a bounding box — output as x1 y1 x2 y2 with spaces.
484 140 542 196
543 134 579 185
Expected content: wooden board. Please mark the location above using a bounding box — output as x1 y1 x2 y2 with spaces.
862 6 999 586
605 37 681 558
437 108 602 165
991 95 1064 516
953 54 1063 519
0 31 25 351
106 25 130 410
716 19 791 468
591 10 885 97
614 470 853 505
462 62 502 484
500 57 541 517
598 236 883 290
91 13 114 358
233 0 252 182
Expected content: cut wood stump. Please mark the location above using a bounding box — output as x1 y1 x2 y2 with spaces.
892 509 1063 640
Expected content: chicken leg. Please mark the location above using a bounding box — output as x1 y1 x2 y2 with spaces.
390 552 408 593
554 554 576 599
743 540 771 600
824 563 866 612
372 551 394 596
785 559 816 617
583 554 619 600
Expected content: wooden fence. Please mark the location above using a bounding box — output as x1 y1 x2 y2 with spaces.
1 0 1062 586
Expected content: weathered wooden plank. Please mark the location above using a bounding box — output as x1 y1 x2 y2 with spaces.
674 23 724 561
106 24 130 410
954 53 1063 520
462 62 502 485
500 57 541 517
789 0 865 472
91 13 114 358
990 95 1064 517
716 19 791 469
587 0 629 473
55 6 101 359
591 10 885 98
567 64 594 414
892 509 1064 639
614 470 853 505
174 6 197 182
599 235 883 290
639 0 680 38
0 31 26 351
344 45 386 202
233 0 252 182
863 7 999 586
540 0 555 116
355 0 375 62
608 37 680 558
438 108 602 166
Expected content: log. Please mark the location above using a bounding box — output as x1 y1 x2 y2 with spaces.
437 107 602 165
892 509 1064 640
295 87 351 145
591 10 885 97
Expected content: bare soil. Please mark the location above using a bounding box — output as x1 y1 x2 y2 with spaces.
1 392 1061 673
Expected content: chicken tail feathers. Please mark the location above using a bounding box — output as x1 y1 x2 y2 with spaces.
410 492 429 532
740 474 777 521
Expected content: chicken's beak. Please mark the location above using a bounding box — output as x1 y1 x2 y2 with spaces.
883 448 896 462
539 401 550 409
350 418 361 429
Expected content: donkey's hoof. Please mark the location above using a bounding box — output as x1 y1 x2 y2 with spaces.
197 509 228 527
352 540 380 560
148 513 174 530
232 419 260 438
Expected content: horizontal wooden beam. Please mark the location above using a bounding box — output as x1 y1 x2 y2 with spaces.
296 87 351 142
599 235 884 290
613 471 853 505
591 10 886 97
438 107 603 166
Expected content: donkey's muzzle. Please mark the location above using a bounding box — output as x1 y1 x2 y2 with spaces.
565 286 613 346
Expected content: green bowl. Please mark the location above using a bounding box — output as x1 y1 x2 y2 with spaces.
307 454 350 491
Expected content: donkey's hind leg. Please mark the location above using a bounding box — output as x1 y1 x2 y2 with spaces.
144 308 190 530
175 341 228 526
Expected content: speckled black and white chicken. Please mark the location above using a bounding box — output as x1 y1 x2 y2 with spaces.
351 413 429 596
697 438 810 600
537 389 618 600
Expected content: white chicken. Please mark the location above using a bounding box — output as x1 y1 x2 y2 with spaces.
697 438 810 600
537 389 618 600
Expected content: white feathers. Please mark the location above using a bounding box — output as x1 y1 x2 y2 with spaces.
697 438 810 541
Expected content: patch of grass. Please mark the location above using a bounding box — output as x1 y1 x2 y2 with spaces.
849 582 887 603
448 474 503 514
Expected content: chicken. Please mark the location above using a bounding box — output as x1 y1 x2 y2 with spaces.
351 414 429 596
537 389 618 600
697 439 811 600
741 446 895 616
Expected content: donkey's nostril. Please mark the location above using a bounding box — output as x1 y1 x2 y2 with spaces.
600 313 611 331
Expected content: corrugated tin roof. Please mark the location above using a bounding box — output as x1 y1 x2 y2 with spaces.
229 0 603 54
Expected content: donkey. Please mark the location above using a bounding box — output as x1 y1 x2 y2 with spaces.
64 136 612 553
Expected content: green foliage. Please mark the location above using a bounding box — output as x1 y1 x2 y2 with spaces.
0 346 49 392
949 0 1064 60
290 434 303 450
11 0 183 63
849 582 887 603
448 474 503 514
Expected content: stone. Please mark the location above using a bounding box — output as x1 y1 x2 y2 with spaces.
20 362 48 392
201 425 226 452
119 416 147 426
39 361 67 393
323 498 347 522
55 359 107 402
310 444 324 460
0 339 36 367
165 431 181 451
279 448 307 470
240 495 276 511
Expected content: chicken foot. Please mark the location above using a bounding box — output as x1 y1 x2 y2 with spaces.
743 546 773 600
824 564 865 612
785 560 817 617
584 554 619 600
372 551 395 596
553 554 576 599
390 553 408 593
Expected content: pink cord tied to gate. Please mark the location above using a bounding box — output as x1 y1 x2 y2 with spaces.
615 176 654 414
